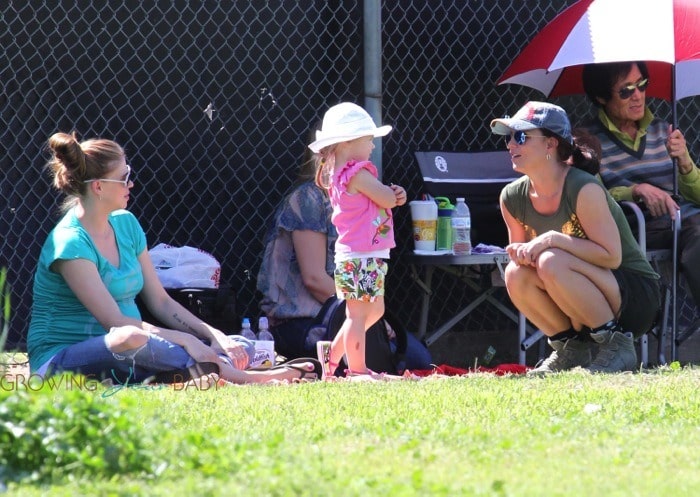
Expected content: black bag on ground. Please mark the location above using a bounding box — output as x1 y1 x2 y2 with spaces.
135 285 238 333
309 296 408 375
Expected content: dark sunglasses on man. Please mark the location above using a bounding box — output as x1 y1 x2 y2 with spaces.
618 78 649 100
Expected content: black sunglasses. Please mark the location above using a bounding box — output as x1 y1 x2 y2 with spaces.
505 130 548 147
618 78 649 99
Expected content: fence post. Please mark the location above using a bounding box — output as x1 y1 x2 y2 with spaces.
363 0 383 178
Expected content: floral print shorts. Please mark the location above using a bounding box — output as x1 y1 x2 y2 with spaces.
334 258 388 302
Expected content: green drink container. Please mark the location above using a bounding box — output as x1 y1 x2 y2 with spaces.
435 197 454 251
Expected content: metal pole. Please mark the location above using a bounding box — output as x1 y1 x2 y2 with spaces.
671 69 679 361
363 0 383 177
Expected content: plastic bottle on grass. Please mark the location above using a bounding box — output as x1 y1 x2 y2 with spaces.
240 317 256 340
451 197 472 255
251 316 275 368
257 316 274 341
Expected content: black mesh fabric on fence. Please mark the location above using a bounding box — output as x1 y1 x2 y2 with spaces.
2 1 698 353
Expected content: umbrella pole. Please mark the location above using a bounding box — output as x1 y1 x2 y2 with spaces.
672 67 679 197
671 74 678 361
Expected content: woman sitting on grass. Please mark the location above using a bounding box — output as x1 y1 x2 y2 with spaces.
27 132 320 384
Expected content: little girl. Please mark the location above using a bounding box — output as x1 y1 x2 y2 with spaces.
309 102 407 379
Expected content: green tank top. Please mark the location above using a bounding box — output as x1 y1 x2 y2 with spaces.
501 167 658 279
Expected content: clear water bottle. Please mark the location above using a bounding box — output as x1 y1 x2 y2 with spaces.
451 197 472 255
240 317 256 340
257 316 274 341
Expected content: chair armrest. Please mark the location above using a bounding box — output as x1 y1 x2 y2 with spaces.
619 201 646 255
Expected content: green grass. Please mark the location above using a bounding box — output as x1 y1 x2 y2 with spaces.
3 367 700 496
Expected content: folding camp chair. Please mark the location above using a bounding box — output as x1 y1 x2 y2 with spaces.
620 201 681 366
413 150 521 247
411 151 545 364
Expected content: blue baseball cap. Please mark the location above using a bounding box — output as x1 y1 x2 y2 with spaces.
490 101 573 145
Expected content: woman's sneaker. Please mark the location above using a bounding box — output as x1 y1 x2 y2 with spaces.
586 328 637 373
527 338 592 376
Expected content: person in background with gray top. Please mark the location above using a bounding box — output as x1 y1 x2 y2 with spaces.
490 101 660 374
582 61 700 310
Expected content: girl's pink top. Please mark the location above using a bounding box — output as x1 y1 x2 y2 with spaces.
329 160 395 254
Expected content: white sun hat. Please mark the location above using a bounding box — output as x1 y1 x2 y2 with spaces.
308 102 392 153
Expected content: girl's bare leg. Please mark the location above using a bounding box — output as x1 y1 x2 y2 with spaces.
338 298 372 374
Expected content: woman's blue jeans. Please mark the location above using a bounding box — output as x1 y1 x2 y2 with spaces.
46 332 255 383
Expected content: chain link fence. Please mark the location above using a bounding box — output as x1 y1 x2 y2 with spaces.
2 1 698 360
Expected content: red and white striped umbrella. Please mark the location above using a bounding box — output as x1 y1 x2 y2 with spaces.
497 0 700 102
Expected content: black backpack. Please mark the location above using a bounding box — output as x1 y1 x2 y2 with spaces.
310 297 408 375
136 285 238 333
